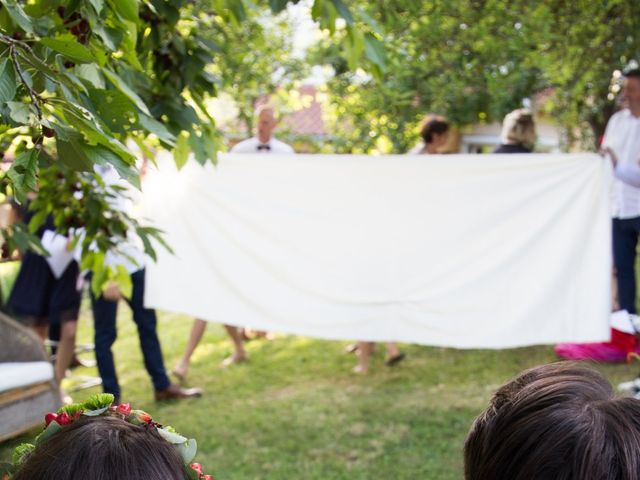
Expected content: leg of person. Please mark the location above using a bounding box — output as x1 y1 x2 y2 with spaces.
126 269 202 400
613 218 640 313
48 261 81 403
172 318 207 382
49 322 60 356
354 341 374 374
384 342 405 366
32 317 48 343
90 285 121 402
222 324 247 366
53 319 77 383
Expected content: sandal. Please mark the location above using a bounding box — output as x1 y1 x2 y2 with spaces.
384 352 406 367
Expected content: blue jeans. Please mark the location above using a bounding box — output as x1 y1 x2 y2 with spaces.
613 217 640 314
90 269 170 399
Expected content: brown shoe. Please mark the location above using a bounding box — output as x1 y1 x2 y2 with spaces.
154 384 203 401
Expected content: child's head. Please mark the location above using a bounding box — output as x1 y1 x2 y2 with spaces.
13 416 188 480
464 363 640 480
7 394 211 480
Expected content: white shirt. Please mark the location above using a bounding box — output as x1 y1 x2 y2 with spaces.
603 108 640 218
94 165 146 273
229 136 295 154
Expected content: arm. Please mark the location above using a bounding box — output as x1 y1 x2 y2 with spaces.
615 161 640 188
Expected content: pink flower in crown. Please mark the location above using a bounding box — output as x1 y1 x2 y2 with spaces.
44 413 58 426
127 409 153 425
56 412 72 425
190 464 204 475
116 403 132 416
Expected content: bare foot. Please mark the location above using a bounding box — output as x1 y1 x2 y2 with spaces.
221 353 247 367
171 364 188 383
60 389 73 405
345 343 359 354
353 364 368 374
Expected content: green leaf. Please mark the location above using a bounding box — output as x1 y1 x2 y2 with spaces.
110 0 138 23
115 264 132 298
173 131 190 169
269 0 289 13
58 403 84 415
83 393 115 410
330 0 353 24
102 68 150 115
81 144 139 188
226 0 246 23
88 87 137 134
75 64 105 89
7 150 38 200
0 58 16 104
88 0 104 14
93 24 122 51
157 428 187 444
7 101 30 124
11 443 35 466
311 0 323 21
363 33 386 72
35 421 62 446
8 223 48 255
56 138 94 171
138 113 176 145
90 262 108 295
0 0 34 33
177 438 198 464
83 406 109 416
27 207 49 233
344 27 364 71
41 34 96 64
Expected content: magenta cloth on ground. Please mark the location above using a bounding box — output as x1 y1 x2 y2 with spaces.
555 328 639 363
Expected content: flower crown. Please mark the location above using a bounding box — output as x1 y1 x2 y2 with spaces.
0 394 213 480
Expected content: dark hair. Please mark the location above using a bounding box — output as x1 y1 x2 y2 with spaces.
420 117 450 144
624 68 640 80
14 416 189 480
464 363 640 480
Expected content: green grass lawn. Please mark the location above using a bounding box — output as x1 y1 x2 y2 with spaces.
2 298 639 479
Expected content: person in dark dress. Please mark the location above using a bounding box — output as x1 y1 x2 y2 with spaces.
492 109 536 154
7 208 80 402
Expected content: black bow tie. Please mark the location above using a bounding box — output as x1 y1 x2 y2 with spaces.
257 144 271 151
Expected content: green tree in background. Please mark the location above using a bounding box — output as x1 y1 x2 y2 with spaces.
0 0 381 292
308 0 640 153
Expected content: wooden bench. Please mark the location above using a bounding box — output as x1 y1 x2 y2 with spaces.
0 312 61 442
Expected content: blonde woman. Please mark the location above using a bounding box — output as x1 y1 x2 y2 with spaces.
493 109 536 153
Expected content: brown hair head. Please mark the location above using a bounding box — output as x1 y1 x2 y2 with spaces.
14 416 189 480
420 116 450 144
464 362 640 480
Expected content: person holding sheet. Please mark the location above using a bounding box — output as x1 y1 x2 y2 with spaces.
602 68 640 315
173 105 294 378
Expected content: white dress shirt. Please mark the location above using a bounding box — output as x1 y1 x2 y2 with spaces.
229 136 295 154
94 164 146 273
603 108 640 219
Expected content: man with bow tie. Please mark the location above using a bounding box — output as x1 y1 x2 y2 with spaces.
173 104 295 375
230 105 295 154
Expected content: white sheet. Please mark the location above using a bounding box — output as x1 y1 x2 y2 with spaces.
143 153 612 348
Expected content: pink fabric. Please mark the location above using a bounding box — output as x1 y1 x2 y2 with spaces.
555 328 640 363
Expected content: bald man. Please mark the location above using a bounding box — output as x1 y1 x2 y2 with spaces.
230 105 294 154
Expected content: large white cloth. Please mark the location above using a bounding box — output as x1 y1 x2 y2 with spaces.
143 153 612 349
